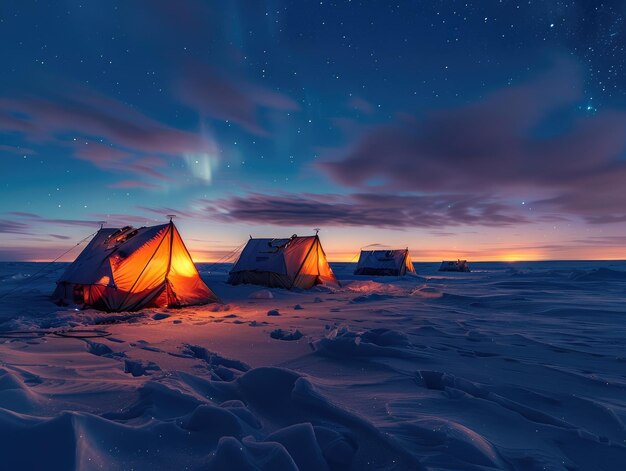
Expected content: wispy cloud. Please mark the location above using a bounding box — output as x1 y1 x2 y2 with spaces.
347 96 375 114
7 212 41 218
0 144 35 155
4 211 158 234
108 180 159 189
319 59 626 225
205 192 527 228
49 234 72 240
0 86 212 154
0 220 32 234
177 63 300 136
0 83 218 189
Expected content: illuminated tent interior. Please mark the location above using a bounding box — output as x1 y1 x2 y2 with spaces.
52 221 218 312
354 249 416 276
227 234 339 289
439 260 471 272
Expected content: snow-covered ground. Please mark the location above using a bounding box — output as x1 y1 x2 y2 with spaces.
0 261 625 470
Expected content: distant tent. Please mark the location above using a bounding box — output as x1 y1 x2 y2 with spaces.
52 221 218 312
227 235 339 289
439 260 471 272
354 249 415 276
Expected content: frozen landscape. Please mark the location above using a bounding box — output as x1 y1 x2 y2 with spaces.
0 260 625 470
4 2 626 470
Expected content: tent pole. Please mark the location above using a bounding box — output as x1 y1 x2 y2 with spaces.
164 221 175 305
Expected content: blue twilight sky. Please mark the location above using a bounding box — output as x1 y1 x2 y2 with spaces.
1 1 626 261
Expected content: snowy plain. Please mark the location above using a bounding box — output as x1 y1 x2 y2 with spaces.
0 260 625 470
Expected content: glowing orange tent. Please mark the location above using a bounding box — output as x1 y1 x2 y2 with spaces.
228 234 339 289
52 221 218 311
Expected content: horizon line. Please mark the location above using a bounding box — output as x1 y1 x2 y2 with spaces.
5 258 626 264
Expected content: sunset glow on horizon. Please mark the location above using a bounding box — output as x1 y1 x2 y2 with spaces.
8 218 626 264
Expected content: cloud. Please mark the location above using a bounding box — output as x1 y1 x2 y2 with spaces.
0 144 35 155
0 83 218 188
0 113 37 134
0 220 32 234
534 165 626 223
137 0 212 34
177 63 300 135
73 142 175 184
5 212 135 230
49 234 72 240
7 212 41 218
108 180 159 189
571 235 626 246
3 211 167 240
23 217 102 228
0 67 297 190
206 192 526 228
73 142 132 168
0 86 213 154
348 96 375 114
319 59 626 224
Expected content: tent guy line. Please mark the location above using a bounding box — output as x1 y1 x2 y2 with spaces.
202 239 249 273
0 229 99 300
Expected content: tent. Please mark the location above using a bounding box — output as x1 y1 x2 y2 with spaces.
354 249 415 276
52 221 218 311
227 234 338 289
439 260 471 272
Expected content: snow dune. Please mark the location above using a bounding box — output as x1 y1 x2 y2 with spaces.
0 260 625 470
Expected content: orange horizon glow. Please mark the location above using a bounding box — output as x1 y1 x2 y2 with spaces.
5 222 626 264
24 253 626 264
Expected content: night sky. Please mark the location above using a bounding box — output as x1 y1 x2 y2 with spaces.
1 1 626 262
